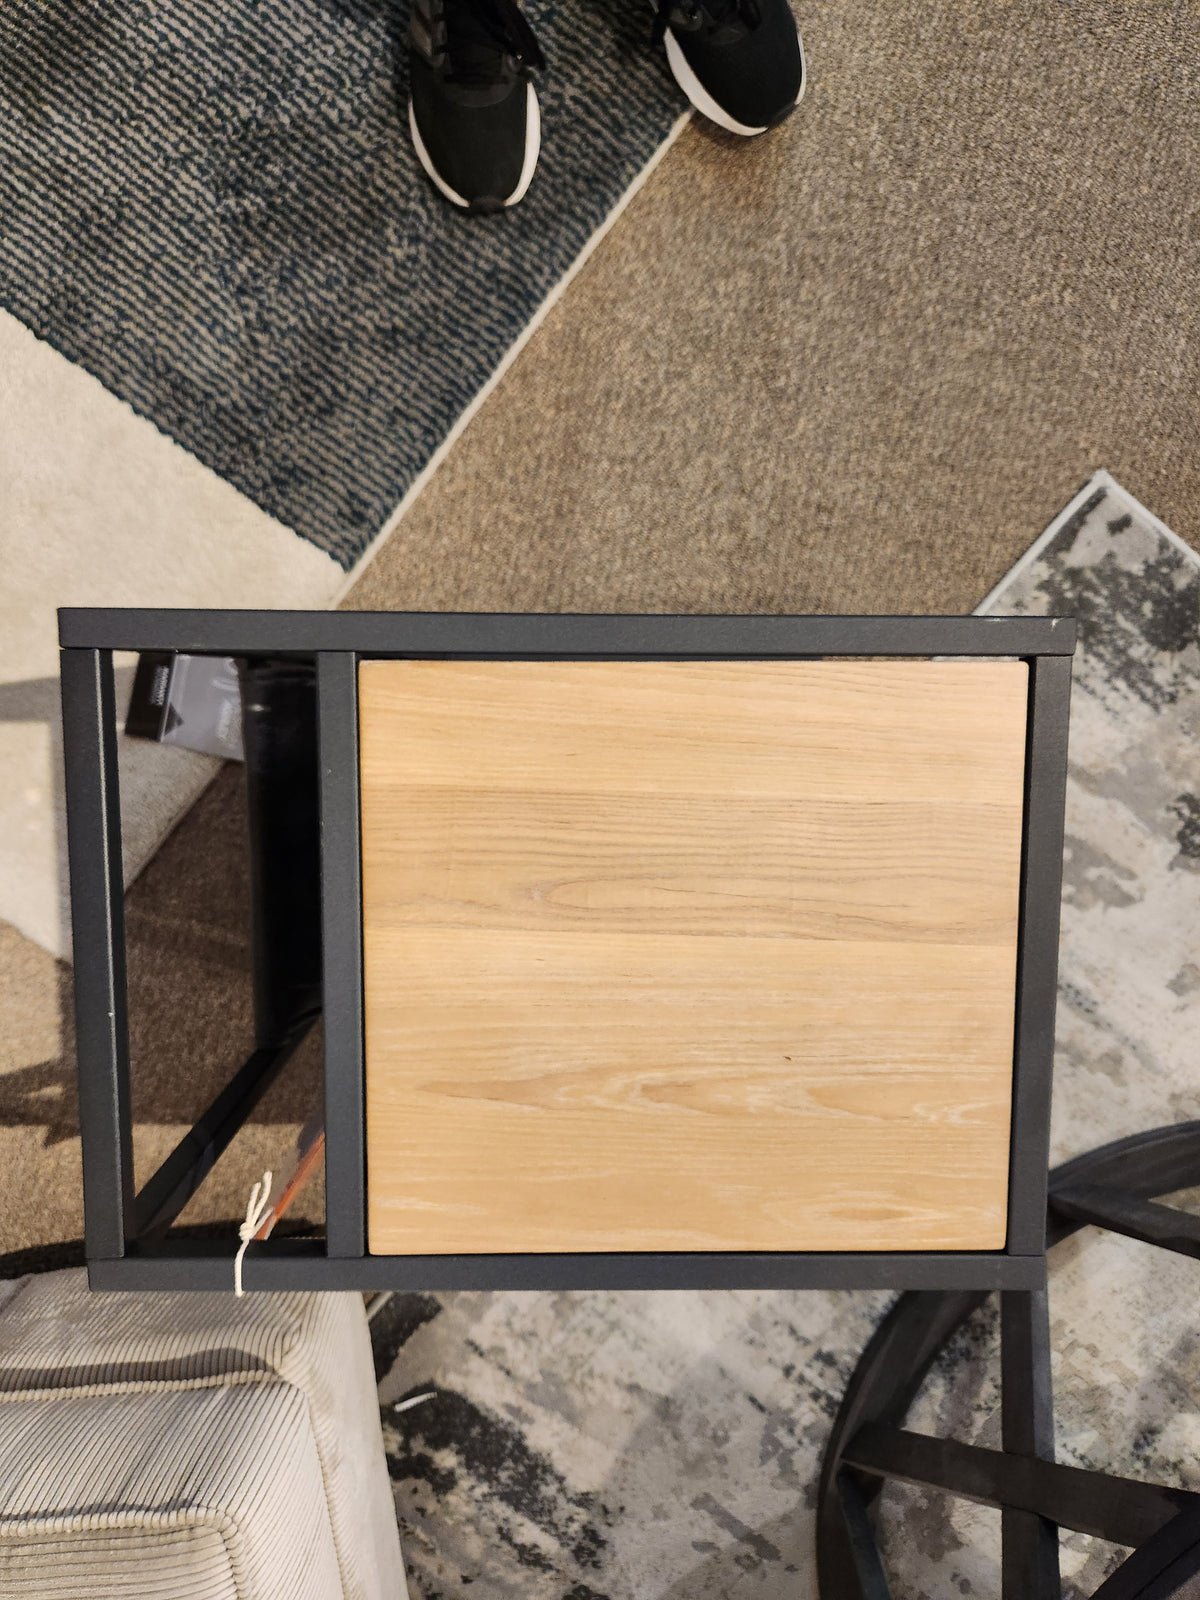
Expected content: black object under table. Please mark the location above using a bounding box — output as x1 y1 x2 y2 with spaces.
817 1120 1200 1600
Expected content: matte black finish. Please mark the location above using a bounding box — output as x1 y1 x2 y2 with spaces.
817 1121 1200 1600
241 658 323 1046
829 1471 892 1600
816 1288 989 1599
318 652 367 1259
1051 1184 1200 1258
1091 1505 1200 1600
1006 653 1073 1256
59 608 1076 658
1001 1290 1060 1599
88 1249 1046 1294
844 1425 1197 1548
60 647 134 1261
60 610 1073 1295
1048 1122 1200 1255
1049 1119 1200 1207
130 1024 316 1244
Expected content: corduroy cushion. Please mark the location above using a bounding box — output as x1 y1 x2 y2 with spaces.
0 1525 239 1600
0 1385 339 1599
0 1271 407 1600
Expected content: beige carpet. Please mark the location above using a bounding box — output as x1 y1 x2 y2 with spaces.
347 0 1200 615
2 0 1198 1264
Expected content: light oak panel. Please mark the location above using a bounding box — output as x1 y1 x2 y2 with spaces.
358 660 1028 800
362 794 1023 944
360 659 1028 1255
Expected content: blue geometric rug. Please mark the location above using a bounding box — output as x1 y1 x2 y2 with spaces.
0 0 684 567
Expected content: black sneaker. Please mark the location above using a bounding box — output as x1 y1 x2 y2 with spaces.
408 0 545 212
653 0 804 135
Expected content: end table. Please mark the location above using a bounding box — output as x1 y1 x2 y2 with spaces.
58 611 1073 1294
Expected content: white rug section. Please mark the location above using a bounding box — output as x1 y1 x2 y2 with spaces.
977 469 1200 1166
0 310 342 959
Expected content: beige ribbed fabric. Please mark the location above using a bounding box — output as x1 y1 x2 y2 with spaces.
0 1385 339 1600
0 1526 239 1600
0 1272 407 1600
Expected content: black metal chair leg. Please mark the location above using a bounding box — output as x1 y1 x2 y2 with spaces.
816 1122 1200 1600
1001 1290 1060 1599
1047 1121 1200 1259
1049 1122 1200 1209
816 1469 895 1600
843 1424 1195 1546
816 1290 987 1599
1091 1504 1200 1600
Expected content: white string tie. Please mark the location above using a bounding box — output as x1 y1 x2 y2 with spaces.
393 1391 437 1414
234 1171 273 1298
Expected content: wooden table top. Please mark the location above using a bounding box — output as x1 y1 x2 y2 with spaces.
359 659 1028 1256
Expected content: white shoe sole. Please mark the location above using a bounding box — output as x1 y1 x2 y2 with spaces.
409 80 541 209
664 23 805 136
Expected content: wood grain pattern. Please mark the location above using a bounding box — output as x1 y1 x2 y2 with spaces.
360 660 1029 1255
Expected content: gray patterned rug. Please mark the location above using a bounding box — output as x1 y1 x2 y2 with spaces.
371 472 1200 1600
0 0 683 567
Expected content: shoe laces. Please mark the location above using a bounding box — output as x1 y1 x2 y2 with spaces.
443 0 545 85
651 0 761 44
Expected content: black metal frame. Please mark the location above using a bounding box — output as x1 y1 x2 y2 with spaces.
817 1120 1200 1600
58 610 1075 1292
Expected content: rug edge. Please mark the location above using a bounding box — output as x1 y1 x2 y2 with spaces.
976 470 1200 617
331 110 694 603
